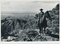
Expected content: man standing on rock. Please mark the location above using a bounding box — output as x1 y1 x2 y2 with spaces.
38 8 44 34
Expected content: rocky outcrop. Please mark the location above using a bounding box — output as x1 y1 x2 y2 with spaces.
1 4 59 41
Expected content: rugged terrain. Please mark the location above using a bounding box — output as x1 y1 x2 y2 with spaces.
1 4 59 41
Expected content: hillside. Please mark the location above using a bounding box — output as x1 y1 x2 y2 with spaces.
1 4 59 41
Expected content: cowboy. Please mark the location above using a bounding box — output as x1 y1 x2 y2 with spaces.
38 8 44 34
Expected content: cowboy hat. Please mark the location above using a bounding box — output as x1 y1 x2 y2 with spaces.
40 8 43 11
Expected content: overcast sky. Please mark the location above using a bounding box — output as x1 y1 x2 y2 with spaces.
1 0 58 13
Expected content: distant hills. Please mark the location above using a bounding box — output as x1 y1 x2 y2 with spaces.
1 12 36 20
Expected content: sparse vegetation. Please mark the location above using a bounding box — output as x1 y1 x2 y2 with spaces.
1 4 59 41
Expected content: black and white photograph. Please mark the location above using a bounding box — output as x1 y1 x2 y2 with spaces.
1 0 59 42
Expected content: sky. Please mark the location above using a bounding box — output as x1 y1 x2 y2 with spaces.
1 0 58 13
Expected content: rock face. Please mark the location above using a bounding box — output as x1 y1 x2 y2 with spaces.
48 4 59 34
